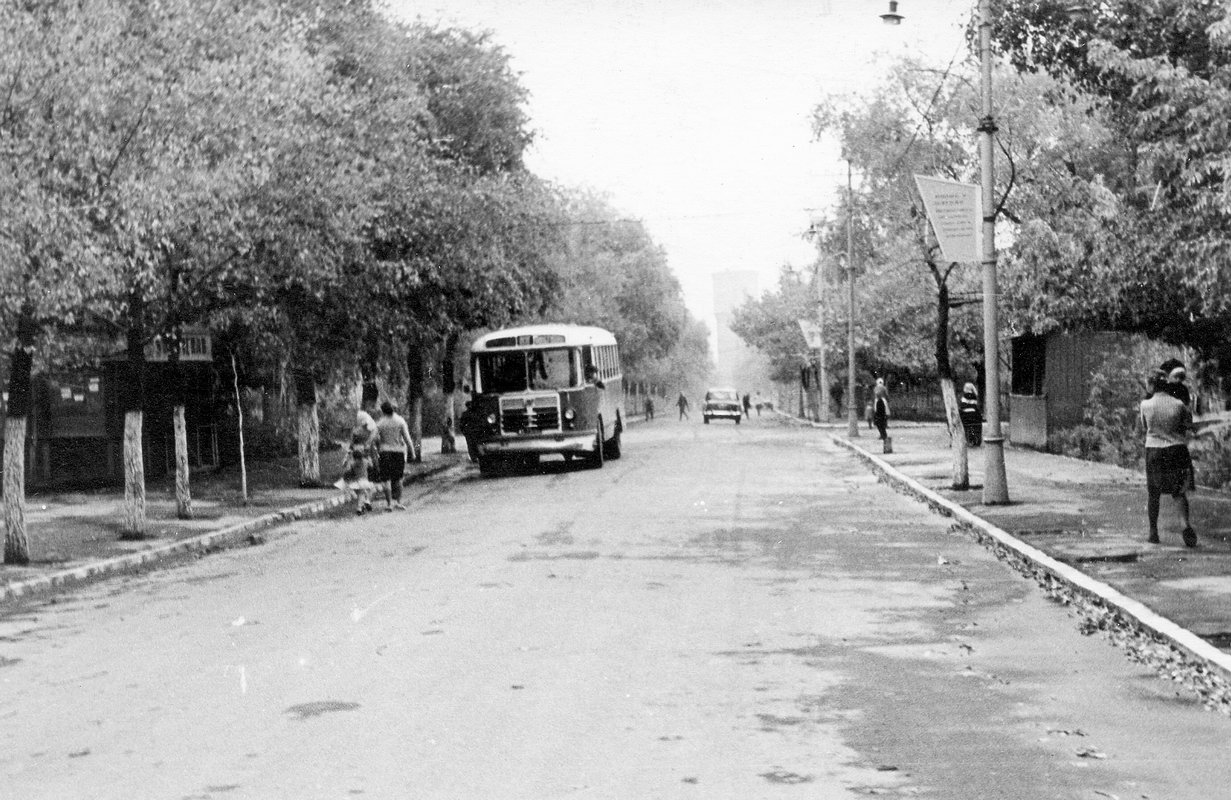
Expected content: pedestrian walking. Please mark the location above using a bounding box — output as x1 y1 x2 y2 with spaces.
958 382 982 447
336 407 378 514
677 391 690 420
754 391 764 416
644 395 655 421
872 378 890 441
742 393 751 419
1140 370 1197 547
375 400 414 511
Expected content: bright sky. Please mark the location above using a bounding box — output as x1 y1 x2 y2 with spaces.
391 0 973 335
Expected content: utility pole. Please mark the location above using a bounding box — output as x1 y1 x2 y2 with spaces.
978 0 1008 503
846 161 859 438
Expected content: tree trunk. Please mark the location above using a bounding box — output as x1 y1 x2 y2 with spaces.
3 418 29 565
173 405 192 519
120 292 148 539
231 353 248 502
122 410 146 536
294 368 320 486
934 272 969 490
406 337 425 461
167 327 192 520
440 332 457 454
3 310 36 564
940 377 969 489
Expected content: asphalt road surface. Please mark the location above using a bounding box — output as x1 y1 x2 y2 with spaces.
2 418 1229 799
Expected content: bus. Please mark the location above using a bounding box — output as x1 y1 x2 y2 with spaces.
466 324 623 475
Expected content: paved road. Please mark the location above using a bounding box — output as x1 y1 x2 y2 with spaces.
2 419 1228 798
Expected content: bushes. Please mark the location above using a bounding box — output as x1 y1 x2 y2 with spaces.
1045 338 1231 489
1192 426 1231 491
1047 347 1150 469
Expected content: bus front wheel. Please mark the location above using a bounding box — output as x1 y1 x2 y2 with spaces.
604 425 622 460
589 422 605 469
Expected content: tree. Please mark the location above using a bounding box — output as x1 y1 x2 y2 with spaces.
992 0 1231 368
1 1 134 560
543 190 697 377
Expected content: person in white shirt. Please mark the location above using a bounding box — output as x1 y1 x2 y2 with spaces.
1140 370 1196 547
375 400 414 511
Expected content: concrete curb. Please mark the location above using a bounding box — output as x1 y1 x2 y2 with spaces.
831 434 1231 711
1 461 459 606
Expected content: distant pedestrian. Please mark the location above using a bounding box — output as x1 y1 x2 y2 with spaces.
644 396 655 421
872 378 890 441
754 391 764 416
375 400 413 511
958 382 982 447
1140 370 1197 547
742 393 751 419
677 392 690 420
1159 358 1192 408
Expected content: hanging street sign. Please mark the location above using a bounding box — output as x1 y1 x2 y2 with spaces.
914 175 981 263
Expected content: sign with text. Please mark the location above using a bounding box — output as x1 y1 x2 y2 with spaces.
914 175 981 263
797 319 823 349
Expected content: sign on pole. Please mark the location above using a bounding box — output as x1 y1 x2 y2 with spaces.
797 319 823 350
914 175 981 263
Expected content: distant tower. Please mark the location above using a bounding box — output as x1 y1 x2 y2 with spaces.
712 271 773 392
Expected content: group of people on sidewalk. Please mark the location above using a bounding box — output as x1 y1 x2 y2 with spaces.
337 401 416 515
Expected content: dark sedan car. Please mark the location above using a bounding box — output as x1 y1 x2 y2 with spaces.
703 388 742 424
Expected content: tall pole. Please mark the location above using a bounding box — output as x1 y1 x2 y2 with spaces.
815 264 831 422
846 161 859 437
978 0 1009 503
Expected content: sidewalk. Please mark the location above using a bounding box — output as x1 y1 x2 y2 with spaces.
823 420 1231 710
0 447 466 603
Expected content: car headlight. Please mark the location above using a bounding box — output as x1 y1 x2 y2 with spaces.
563 408 575 420
486 413 497 425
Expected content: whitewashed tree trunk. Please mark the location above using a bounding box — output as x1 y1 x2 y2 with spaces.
122 410 146 537
173 404 192 519
3 416 30 564
410 396 423 461
939 377 969 490
297 403 320 484
232 353 248 502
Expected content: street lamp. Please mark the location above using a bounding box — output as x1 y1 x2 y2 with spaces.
879 0 1007 502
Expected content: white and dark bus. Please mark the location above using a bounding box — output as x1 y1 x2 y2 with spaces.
467 324 623 475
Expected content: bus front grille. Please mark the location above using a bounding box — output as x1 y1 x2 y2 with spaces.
500 396 561 433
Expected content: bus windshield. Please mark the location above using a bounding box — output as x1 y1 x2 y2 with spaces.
476 348 578 393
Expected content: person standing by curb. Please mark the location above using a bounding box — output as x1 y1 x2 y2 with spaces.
872 379 890 441
1140 370 1197 547
677 391 690 421
375 400 414 511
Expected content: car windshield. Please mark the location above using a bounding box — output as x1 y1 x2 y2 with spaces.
707 390 738 401
477 348 578 393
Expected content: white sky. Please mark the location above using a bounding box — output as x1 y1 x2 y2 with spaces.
391 0 973 335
